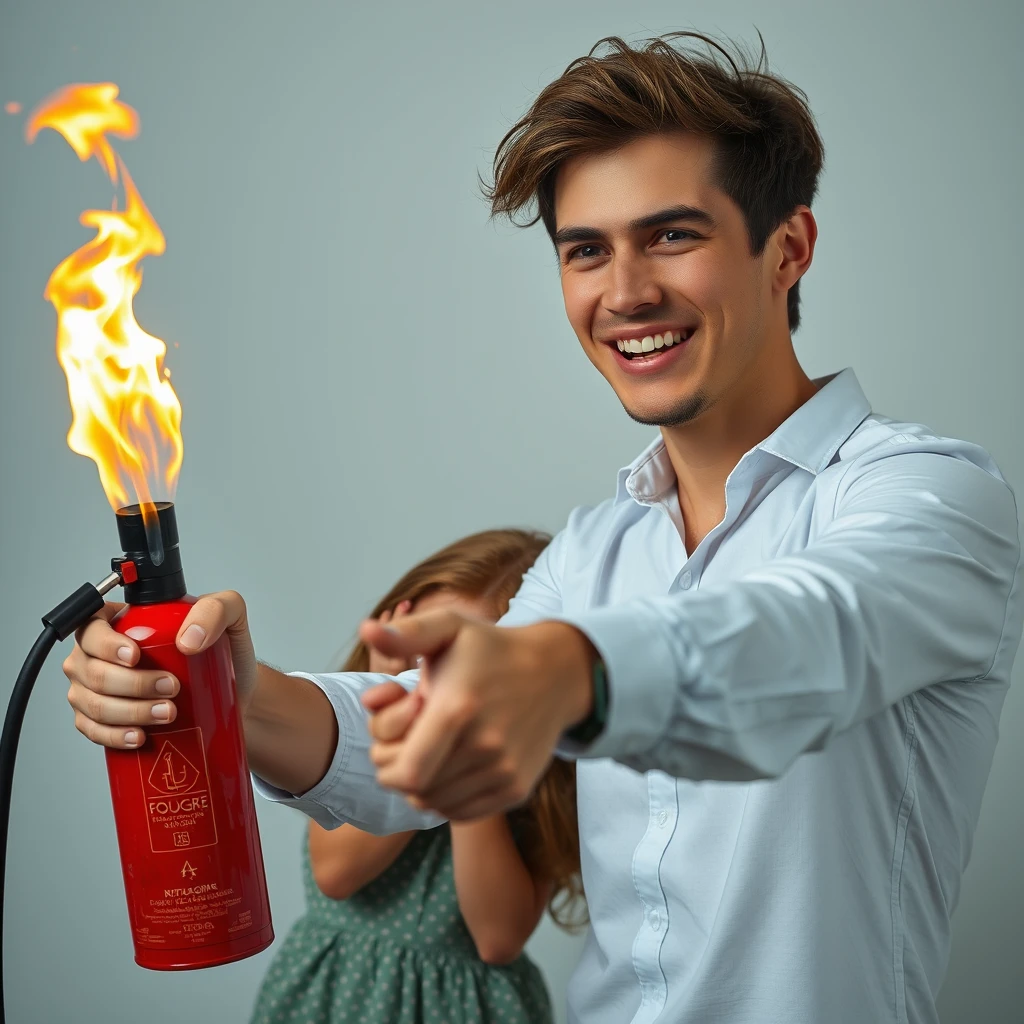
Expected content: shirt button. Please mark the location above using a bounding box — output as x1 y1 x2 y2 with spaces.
657 810 668 827
680 570 692 589
650 910 661 931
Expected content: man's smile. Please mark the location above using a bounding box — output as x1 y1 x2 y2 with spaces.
598 324 698 373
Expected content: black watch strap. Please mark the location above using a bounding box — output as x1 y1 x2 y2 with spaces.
565 657 609 745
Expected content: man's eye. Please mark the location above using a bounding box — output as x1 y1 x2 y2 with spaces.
660 229 696 243
568 245 602 261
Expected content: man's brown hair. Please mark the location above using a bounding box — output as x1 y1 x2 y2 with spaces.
485 32 825 330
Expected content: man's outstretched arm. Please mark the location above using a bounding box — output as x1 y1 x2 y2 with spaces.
366 450 1021 816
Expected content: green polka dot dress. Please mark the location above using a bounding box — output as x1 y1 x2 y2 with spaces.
250 825 553 1024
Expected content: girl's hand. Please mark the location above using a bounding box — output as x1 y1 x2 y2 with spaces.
361 600 428 743
368 601 416 675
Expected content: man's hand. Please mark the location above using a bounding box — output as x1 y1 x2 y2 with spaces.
64 591 258 749
367 601 418 675
66 590 338 796
360 610 596 820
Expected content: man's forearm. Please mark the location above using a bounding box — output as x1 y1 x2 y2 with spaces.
242 663 338 795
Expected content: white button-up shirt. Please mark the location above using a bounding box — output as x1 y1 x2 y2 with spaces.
256 369 1022 1024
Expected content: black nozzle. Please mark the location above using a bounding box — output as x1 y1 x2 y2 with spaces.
115 502 187 605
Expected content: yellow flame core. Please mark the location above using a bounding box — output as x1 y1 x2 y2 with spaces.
27 83 183 512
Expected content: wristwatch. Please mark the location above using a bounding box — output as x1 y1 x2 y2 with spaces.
565 656 609 745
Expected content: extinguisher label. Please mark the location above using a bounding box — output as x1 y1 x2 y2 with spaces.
138 727 219 852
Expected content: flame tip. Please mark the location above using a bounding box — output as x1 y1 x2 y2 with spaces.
34 79 183 511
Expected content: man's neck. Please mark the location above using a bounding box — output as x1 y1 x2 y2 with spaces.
661 352 817 553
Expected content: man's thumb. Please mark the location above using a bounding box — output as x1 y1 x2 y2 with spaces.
359 608 460 660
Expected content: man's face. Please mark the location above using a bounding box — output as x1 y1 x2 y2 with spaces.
554 132 780 427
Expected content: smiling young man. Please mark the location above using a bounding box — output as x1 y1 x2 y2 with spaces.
64 34 1022 1024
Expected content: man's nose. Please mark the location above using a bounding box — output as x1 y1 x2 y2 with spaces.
603 253 663 316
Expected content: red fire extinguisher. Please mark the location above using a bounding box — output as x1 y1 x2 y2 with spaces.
105 502 273 969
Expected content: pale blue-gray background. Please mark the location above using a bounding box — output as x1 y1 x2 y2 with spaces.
1 1 1021 1022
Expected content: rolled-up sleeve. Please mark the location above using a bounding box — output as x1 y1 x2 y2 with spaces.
251 670 443 834
564 451 1022 779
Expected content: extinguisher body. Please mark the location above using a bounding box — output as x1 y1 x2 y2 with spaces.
107 596 274 970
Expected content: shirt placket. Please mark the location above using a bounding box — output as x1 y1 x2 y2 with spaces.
624 459 750 1023
629 771 678 1023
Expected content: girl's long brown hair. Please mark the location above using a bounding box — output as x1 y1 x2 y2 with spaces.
340 528 586 931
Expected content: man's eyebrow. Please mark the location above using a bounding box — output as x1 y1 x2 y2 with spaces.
552 225 607 247
628 204 716 232
553 204 716 247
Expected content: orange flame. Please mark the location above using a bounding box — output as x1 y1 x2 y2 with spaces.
26 83 183 513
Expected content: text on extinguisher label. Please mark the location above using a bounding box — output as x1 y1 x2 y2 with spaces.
138 727 219 852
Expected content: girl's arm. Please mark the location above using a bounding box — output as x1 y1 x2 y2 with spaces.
307 819 416 900
450 816 553 965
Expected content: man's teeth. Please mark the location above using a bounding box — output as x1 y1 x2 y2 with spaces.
616 330 686 354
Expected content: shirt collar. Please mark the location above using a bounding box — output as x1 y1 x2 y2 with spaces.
615 368 872 505
756 368 872 474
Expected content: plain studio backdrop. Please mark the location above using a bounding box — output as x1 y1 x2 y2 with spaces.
1 1 1021 1022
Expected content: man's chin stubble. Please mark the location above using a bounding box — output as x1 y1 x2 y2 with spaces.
621 390 712 428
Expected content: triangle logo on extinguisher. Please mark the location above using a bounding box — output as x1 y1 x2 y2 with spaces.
148 741 202 795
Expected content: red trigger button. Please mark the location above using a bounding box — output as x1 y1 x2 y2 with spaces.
120 560 138 584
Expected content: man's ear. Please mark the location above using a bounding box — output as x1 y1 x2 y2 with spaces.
772 206 816 297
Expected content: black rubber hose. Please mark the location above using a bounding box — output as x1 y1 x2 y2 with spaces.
0 580 109 1024
0 626 60 1024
